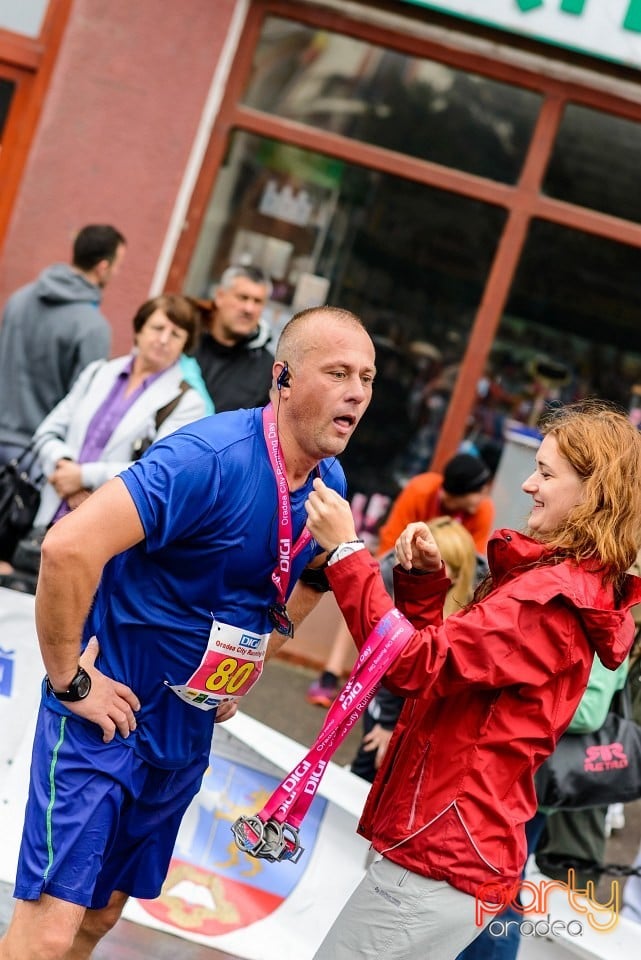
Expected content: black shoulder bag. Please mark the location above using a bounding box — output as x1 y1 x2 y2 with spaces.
534 683 641 810
0 446 43 561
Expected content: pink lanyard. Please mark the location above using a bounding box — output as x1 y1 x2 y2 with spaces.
262 405 313 625
232 606 415 863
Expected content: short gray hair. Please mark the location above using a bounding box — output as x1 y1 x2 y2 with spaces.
217 264 273 299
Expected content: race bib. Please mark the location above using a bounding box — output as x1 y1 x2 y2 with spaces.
165 619 269 711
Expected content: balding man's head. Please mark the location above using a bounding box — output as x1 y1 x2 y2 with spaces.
269 307 376 469
275 306 368 369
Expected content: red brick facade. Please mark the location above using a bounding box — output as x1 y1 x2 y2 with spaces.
0 0 234 353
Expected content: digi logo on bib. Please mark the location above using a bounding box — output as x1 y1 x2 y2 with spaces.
239 634 261 650
0 648 15 698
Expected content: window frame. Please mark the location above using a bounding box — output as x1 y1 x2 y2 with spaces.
167 0 641 466
0 0 73 255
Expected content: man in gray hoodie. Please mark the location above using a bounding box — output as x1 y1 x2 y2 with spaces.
0 224 126 467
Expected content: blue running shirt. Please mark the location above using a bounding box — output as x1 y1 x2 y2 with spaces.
46 408 346 768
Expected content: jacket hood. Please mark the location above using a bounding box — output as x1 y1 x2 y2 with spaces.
34 264 102 306
245 318 272 350
205 317 272 355
488 529 641 669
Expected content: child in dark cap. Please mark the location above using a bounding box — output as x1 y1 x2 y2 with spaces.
442 452 492 497
377 451 494 556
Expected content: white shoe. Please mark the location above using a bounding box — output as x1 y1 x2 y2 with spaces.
605 803 626 837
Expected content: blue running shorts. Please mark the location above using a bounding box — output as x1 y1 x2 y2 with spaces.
14 703 208 909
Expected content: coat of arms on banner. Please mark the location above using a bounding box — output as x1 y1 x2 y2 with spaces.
137 753 328 936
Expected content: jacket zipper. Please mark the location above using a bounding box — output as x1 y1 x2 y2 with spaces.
407 743 430 831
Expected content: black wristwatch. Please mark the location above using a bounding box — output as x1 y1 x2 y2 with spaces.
46 666 92 702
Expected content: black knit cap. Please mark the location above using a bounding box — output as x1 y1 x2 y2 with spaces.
442 453 491 496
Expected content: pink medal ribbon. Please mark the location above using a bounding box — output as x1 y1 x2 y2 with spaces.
164 406 315 710
231 606 415 863
262 404 314 638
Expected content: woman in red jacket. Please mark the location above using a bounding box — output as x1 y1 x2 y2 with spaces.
304 402 641 960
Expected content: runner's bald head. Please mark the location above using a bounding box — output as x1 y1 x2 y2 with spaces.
275 306 368 368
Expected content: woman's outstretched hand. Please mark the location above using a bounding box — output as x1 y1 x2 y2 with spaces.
305 477 358 553
395 522 443 573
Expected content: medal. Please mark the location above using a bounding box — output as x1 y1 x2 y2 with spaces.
231 814 303 863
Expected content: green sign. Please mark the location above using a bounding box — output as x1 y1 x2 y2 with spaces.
400 1 641 69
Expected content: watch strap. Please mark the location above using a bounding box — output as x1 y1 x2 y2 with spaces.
45 665 92 702
326 540 366 566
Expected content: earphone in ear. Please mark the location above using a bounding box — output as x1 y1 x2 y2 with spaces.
277 362 291 390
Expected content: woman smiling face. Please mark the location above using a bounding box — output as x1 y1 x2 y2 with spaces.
522 434 586 536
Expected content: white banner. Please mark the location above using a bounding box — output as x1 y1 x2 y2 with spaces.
123 714 370 958
0 587 43 772
0 587 371 959
1 587 639 958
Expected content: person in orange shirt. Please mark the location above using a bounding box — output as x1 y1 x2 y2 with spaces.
306 453 494 707
377 452 494 556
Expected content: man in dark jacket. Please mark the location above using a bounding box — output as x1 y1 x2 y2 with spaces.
193 264 274 412
0 224 126 466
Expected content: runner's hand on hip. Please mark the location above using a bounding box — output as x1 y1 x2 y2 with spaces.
68 637 141 742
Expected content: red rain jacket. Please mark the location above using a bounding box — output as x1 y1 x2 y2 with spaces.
327 530 641 899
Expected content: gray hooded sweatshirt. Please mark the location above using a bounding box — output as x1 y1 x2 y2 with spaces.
0 264 111 448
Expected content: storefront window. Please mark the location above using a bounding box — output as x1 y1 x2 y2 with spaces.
469 220 641 470
184 130 507 500
180 6 641 505
0 78 16 146
243 16 542 184
543 103 641 224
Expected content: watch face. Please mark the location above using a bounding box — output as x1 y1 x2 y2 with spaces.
332 542 364 563
74 670 92 699
50 666 92 701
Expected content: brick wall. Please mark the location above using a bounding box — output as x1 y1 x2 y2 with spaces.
0 0 237 354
